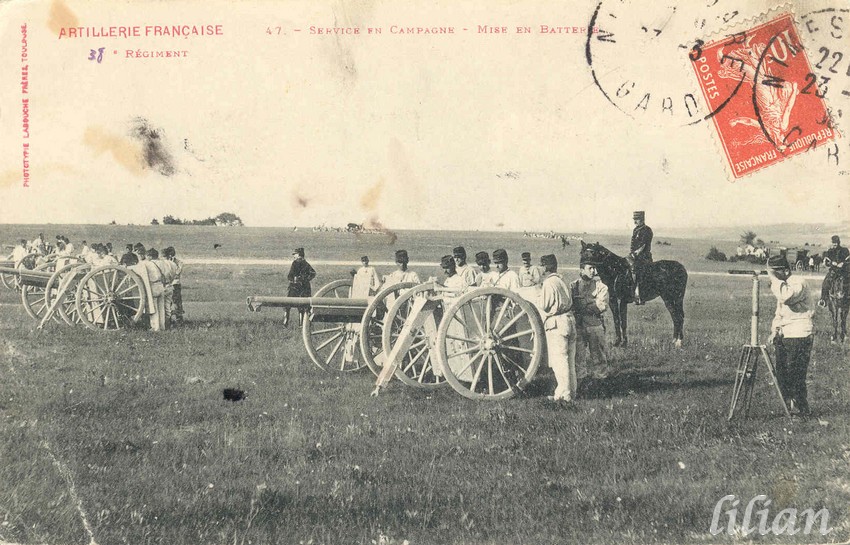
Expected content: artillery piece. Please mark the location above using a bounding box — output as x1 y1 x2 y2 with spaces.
0 255 147 331
247 279 545 400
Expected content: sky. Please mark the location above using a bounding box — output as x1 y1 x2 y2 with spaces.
1 0 848 232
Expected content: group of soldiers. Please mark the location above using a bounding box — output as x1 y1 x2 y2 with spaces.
6 235 186 331
283 244 614 404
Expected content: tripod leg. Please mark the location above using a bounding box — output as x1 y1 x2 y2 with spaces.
742 348 760 418
728 346 751 420
760 346 791 418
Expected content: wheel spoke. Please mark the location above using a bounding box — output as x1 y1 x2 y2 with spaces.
447 344 482 359
314 332 343 351
488 355 495 395
468 303 486 337
417 354 432 383
493 352 513 385
500 344 535 355
324 336 345 367
500 328 535 342
468 353 486 393
311 325 345 336
498 349 529 373
492 298 513 333
402 346 428 374
445 334 478 343
498 311 526 336
485 295 492 333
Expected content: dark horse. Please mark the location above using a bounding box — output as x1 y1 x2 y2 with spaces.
580 241 688 347
825 272 849 343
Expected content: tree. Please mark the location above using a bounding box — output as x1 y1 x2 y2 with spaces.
740 231 757 246
162 215 183 225
214 212 243 226
151 218 160 225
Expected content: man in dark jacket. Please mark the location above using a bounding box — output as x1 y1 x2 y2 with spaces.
820 235 850 306
284 247 316 327
629 210 653 305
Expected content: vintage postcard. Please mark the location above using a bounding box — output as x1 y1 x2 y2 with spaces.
1 0 849 543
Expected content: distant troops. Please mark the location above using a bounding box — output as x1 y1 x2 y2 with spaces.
570 256 611 379
492 249 520 291
475 251 498 287
284 247 316 327
384 250 420 285
539 254 577 402
629 210 653 305
353 255 381 296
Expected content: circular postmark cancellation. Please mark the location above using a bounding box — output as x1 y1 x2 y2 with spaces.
690 12 839 178
797 7 850 170
585 0 752 127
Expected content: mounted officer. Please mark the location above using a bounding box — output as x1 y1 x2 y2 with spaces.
628 210 653 305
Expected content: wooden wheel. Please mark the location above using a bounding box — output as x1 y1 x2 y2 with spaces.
9 252 39 291
436 287 544 400
360 281 418 377
302 279 365 372
45 263 91 326
0 260 14 290
381 283 446 389
75 266 146 331
20 262 56 320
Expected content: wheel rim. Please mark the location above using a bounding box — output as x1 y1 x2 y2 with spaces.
46 263 91 326
381 283 447 389
436 288 544 400
75 266 145 331
360 281 418 377
20 262 55 321
302 279 365 372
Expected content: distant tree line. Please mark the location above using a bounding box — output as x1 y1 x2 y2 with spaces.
151 212 244 226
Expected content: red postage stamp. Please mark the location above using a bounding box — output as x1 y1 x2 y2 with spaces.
691 13 839 179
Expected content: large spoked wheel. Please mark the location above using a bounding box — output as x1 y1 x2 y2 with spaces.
10 252 40 291
45 263 91 326
381 283 447 389
302 279 365 373
0 260 14 290
20 262 56 321
436 287 544 401
360 282 418 377
75 266 146 331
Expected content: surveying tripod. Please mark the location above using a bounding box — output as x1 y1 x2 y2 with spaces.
727 271 791 420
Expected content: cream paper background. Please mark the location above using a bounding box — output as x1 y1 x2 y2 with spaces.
0 0 847 233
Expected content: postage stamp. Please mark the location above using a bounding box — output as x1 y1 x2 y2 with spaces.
690 12 839 179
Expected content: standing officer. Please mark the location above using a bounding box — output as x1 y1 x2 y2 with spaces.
570 256 611 379
284 247 316 327
629 210 653 305
767 255 815 417
820 235 850 306
492 249 520 292
353 255 382 296
475 251 498 287
540 254 577 403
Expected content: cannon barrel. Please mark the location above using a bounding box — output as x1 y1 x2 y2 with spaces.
247 295 371 322
727 270 768 275
0 266 54 287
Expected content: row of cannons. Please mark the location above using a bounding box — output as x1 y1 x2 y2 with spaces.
1 254 547 400
247 279 545 401
0 253 148 330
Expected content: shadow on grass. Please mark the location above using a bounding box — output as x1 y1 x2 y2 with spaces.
524 369 735 400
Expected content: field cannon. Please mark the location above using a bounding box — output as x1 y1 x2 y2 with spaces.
247 279 545 400
0 258 147 331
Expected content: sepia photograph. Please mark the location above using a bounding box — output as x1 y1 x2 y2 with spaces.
1 0 849 543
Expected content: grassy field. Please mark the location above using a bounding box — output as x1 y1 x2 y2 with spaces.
0 225 848 545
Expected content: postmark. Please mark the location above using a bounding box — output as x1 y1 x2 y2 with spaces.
690 12 839 178
585 0 758 127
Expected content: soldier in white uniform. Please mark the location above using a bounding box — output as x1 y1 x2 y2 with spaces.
353 255 382 296
570 256 611 380
492 249 520 292
383 250 421 286
452 246 477 289
475 251 499 287
540 254 577 402
517 251 542 306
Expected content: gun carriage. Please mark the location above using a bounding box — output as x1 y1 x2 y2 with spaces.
248 279 545 400
0 254 147 331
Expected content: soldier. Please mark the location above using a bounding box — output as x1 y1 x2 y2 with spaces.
820 235 850 307
570 256 611 380
452 246 477 289
11 239 28 263
163 247 185 325
540 254 577 402
767 255 815 417
518 251 541 287
475 251 498 287
492 249 520 292
147 248 172 330
629 210 653 305
284 247 316 327
441 254 463 290
353 255 381 296
383 250 421 285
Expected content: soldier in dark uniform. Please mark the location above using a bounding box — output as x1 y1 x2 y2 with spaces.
820 235 850 306
284 247 316 327
629 210 653 305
